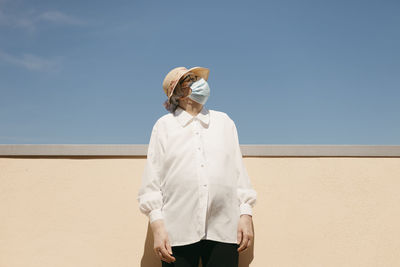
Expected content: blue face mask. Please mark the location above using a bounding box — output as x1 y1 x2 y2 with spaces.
188 78 210 105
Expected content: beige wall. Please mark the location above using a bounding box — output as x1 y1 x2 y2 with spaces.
1 156 400 267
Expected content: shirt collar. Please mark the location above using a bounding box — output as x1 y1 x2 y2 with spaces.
174 105 210 127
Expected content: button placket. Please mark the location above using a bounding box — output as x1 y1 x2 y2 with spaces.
194 120 207 186
193 118 208 237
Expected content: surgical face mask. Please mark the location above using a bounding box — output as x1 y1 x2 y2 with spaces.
187 78 210 105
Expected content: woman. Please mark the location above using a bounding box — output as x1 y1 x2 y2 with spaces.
137 66 257 267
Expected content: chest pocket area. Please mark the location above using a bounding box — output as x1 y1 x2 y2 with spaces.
204 128 234 178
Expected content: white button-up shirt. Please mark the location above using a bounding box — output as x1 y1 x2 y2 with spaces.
137 105 257 246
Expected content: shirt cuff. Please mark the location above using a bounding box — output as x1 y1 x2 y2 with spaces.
149 208 164 223
239 203 253 216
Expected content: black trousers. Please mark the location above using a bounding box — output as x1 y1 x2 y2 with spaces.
161 239 239 267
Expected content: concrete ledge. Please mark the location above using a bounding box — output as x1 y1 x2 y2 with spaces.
0 144 400 157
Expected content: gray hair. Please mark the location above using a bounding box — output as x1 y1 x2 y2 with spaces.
163 73 200 113
163 83 186 113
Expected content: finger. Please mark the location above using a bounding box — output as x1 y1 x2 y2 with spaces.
161 247 175 262
238 235 247 252
237 229 243 246
159 251 171 263
166 239 173 255
161 256 170 263
165 240 176 262
238 235 249 252
241 237 251 252
155 249 167 261
245 238 251 251
157 251 168 262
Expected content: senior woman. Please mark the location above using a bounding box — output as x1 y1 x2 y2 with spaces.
137 66 257 267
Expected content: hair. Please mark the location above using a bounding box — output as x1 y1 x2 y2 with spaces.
162 72 200 113
163 82 185 113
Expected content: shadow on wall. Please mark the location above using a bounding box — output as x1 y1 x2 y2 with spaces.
139 220 255 267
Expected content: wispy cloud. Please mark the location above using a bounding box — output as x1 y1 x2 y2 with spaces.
0 9 33 32
38 11 85 25
0 2 84 71
0 1 86 32
0 50 61 71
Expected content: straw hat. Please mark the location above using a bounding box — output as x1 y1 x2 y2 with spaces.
162 66 210 103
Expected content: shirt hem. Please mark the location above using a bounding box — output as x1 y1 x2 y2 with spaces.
203 234 238 245
170 235 238 247
170 237 204 247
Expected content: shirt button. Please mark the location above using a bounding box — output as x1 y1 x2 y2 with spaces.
196 132 199 135
201 164 204 167
203 184 207 187
198 147 201 150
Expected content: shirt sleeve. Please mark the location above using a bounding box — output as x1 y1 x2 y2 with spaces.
137 120 165 223
231 118 257 217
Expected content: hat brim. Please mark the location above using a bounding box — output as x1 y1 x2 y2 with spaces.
168 66 210 102
187 66 210 81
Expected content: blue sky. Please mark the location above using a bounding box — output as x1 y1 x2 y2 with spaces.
0 0 399 145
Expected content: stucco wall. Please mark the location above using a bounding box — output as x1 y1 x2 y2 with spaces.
1 156 400 267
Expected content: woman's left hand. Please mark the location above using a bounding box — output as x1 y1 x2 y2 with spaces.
237 214 254 252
